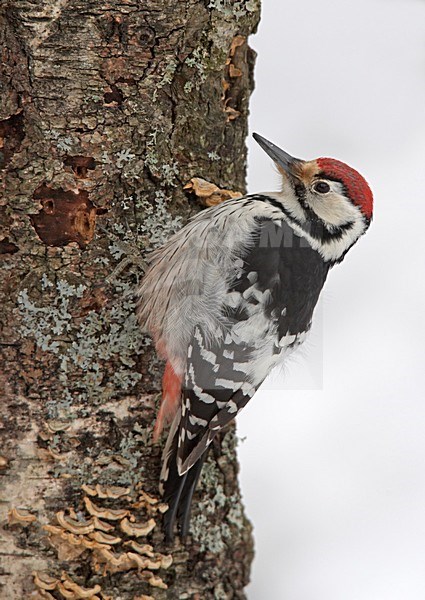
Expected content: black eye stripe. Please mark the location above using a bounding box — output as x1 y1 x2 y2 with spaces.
313 181 330 194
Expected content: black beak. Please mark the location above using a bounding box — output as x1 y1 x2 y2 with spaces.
252 133 304 177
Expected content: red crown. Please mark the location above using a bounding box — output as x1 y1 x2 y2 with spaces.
317 158 373 219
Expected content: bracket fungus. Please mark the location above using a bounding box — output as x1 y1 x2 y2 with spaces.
40 484 173 595
184 177 242 207
8 507 37 526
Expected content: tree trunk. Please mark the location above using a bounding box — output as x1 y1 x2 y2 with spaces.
0 1 260 598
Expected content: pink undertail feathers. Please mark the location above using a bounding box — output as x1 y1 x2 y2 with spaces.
153 361 182 442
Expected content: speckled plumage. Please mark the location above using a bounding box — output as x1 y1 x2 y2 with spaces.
137 134 373 541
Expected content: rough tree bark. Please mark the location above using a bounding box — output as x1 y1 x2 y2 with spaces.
0 1 261 598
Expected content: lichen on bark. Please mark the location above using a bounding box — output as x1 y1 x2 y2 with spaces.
0 1 260 598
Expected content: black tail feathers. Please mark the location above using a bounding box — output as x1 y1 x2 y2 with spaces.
162 445 208 543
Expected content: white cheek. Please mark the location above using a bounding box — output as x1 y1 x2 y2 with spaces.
271 179 307 222
307 192 360 226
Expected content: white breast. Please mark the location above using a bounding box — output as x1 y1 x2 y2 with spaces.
137 197 288 374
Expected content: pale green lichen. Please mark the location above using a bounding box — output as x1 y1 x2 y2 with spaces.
190 456 236 553
108 241 127 260
121 196 132 211
198 461 227 512
220 425 238 456
115 148 136 168
100 149 143 182
45 391 73 421
18 279 86 355
191 515 228 553
185 47 209 83
183 45 212 91
144 128 180 187
190 428 246 550
41 273 54 289
51 421 152 485
93 256 110 266
225 494 245 530
49 130 75 153
183 81 194 94
57 137 74 152
213 583 228 600
136 190 182 248
152 58 179 100
208 0 259 20
159 58 178 86
17 272 146 418
99 152 117 178
160 161 180 187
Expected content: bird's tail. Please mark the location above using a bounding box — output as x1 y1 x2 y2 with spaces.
159 409 208 542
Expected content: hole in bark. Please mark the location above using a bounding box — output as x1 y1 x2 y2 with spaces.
0 112 25 168
42 199 55 214
0 239 19 254
31 185 98 248
74 210 92 235
104 85 124 105
64 155 96 178
96 14 117 41
139 26 155 47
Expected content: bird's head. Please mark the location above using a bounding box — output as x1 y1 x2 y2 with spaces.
253 133 373 263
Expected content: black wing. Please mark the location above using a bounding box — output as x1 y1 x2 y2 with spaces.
161 324 255 541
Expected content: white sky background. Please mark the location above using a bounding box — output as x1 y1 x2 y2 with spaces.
238 0 425 598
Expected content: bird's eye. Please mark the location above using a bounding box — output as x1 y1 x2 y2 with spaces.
313 181 331 194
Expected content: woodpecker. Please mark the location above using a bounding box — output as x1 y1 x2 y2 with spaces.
137 133 373 541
